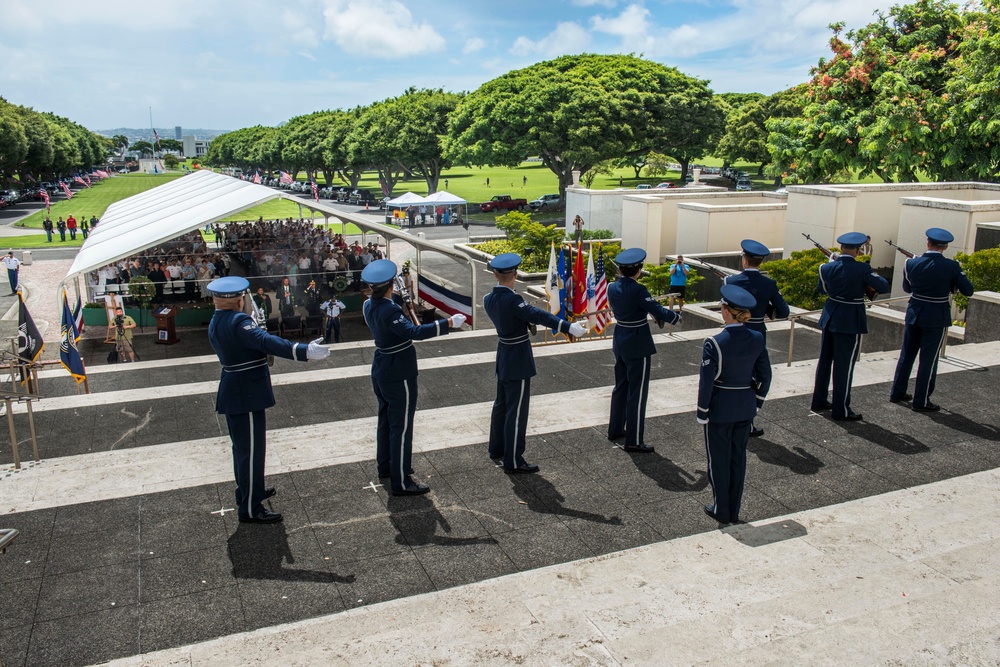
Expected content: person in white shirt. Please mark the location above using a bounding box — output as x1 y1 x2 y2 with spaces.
2 252 20 294
320 294 346 343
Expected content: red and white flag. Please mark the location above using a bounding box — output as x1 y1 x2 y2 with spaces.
279 171 294 185
84 175 92 186
95 170 109 179
73 176 90 188
592 245 611 333
253 172 261 185
311 182 319 202
40 188 50 213
572 242 587 317
60 182 73 199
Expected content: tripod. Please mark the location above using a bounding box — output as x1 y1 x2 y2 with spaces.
115 331 141 363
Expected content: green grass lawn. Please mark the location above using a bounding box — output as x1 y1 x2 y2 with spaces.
3 235 85 249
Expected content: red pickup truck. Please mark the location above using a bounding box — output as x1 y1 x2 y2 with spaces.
479 195 528 212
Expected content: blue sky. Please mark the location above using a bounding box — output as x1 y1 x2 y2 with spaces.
0 0 897 132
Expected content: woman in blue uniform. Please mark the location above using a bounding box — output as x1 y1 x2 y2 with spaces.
696 285 772 525
207 277 330 524
362 260 466 495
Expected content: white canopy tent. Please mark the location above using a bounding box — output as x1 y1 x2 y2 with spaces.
385 192 426 207
421 190 466 205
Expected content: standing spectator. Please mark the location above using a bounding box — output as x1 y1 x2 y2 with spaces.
57 217 67 241
435 205 443 224
90 215 99 230
348 248 363 291
443 208 451 225
419 205 427 225
181 257 198 303
79 216 89 239
407 205 416 228
66 214 78 240
277 278 296 317
669 255 691 309
320 293 346 343
147 262 167 304
197 260 213 301
2 252 20 295
522 175 527 187
43 217 54 243
253 287 272 320
444 178 449 190
486 177 490 187
302 280 321 316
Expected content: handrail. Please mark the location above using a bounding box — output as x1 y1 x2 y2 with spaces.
785 294 934 366
0 528 19 554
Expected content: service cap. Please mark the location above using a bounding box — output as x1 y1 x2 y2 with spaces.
926 227 954 245
488 253 521 274
837 232 868 249
740 239 770 258
206 276 250 298
361 259 397 287
615 247 647 268
720 284 756 311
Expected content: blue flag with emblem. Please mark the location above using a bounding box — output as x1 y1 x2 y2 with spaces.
60 293 86 384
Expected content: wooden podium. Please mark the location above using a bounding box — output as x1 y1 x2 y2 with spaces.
153 306 178 344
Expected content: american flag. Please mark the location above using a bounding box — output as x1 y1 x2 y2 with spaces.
252 172 261 185
60 182 73 199
73 176 90 188
40 188 50 213
593 245 611 333
279 171 294 185
153 129 161 149
84 175 91 186
311 181 319 202
95 170 109 178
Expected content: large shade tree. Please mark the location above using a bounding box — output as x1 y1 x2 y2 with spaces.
444 54 720 198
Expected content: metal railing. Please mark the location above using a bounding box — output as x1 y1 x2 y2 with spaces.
1 341 44 469
0 528 18 554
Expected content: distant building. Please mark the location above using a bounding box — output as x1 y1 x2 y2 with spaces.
174 126 182 140
182 135 210 158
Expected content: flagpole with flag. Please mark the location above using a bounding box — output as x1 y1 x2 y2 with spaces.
593 244 611 334
60 293 87 387
585 248 597 330
544 242 565 334
572 241 587 317
17 294 44 391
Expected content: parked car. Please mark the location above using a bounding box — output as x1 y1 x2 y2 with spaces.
348 188 380 206
479 195 527 212
635 184 653 190
654 182 677 189
529 193 561 210
736 179 752 191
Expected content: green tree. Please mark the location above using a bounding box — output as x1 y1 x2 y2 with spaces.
445 54 719 200
282 111 335 183
0 99 29 181
321 108 366 189
761 248 828 310
111 134 129 159
644 151 672 178
158 138 183 153
661 90 726 179
130 140 153 157
163 153 180 169
954 246 1000 311
580 160 614 188
718 87 804 178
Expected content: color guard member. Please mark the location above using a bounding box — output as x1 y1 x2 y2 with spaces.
607 248 681 453
724 239 789 437
890 228 974 411
207 277 330 524
483 253 584 473
362 260 465 495
811 232 890 421
697 285 772 525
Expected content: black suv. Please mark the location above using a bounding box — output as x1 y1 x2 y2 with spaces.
349 189 379 205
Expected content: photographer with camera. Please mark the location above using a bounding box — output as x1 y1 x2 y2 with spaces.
113 307 137 362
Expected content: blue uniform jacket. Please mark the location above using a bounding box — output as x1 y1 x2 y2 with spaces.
902 252 974 328
817 256 890 334
208 309 308 415
363 297 449 382
608 276 681 360
724 269 790 333
484 286 570 381
697 324 771 424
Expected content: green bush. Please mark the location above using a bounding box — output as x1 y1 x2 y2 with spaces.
955 246 1000 311
577 229 616 240
640 262 703 296
761 248 827 310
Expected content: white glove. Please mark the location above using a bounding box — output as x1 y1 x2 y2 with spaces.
306 337 330 360
696 418 709 425
568 322 587 337
674 311 683 326
449 313 467 328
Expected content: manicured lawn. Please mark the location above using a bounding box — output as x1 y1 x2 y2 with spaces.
4 235 84 249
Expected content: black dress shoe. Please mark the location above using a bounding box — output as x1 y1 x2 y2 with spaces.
749 426 765 438
703 505 728 524
263 486 277 500
504 464 540 474
811 401 833 412
623 443 655 453
607 433 625 442
913 402 941 412
889 393 912 403
490 457 504 466
391 483 430 496
239 510 283 524
832 411 863 421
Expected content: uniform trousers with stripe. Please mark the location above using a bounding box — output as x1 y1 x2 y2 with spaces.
373 376 417 492
704 420 752 524
489 377 531 470
608 355 651 446
811 330 862 419
225 410 268 520
890 324 946 408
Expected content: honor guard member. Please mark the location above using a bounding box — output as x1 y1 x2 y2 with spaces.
723 239 789 437
362 260 466 495
2 251 20 295
697 285 772 525
320 294 346 343
890 228 974 411
207 277 330 523
484 253 585 473
606 248 682 453
811 232 890 420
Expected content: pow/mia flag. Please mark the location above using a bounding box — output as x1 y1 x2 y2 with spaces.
17 294 44 386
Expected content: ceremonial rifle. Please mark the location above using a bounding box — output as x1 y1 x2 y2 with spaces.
247 290 275 367
884 239 915 259
803 233 880 302
394 274 420 325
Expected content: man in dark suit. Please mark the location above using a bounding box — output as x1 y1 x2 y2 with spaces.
890 227 974 411
607 248 681 453
362 260 465 495
811 232 890 421
697 285 772 525
724 239 789 437
483 253 584 473
207 277 329 524
277 278 295 318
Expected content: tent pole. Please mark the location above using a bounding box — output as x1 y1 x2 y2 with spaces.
470 260 477 330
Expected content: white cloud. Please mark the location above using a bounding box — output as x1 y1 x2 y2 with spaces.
463 37 486 54
573 0 618 7
510 22 591 58
591 3 650 38
321 0 445 58
282 9 320 49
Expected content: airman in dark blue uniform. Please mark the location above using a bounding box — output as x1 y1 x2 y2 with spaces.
606 248 681 453
207 277 330 524
483 253 584 473
890 228 974 411
811 232 890 421
724 239 789 438
697 285 772 525
362 260 464 495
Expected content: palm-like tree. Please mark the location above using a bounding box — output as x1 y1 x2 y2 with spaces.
112 134 129 159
